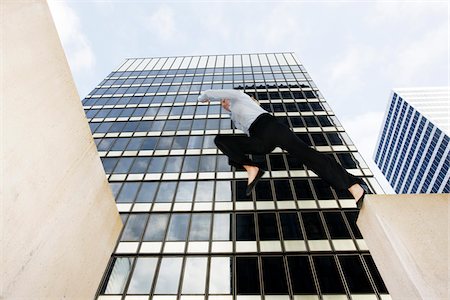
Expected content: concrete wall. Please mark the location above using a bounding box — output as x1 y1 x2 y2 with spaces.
2 1 122 299
357 194 449 300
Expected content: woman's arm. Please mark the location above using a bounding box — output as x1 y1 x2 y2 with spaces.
198 89 243 102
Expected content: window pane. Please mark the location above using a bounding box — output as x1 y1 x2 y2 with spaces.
280 212 303 240
117 182 140 203
287 256 316 294
135 182 158 203
236 214 255 241
127 257 158 294
262 257 288 294
121 214 148 241
189 213 211 241
258 213 279 240
148 157 166 173
182 156 199 172
195 181 214 202
155 182 177 202
302 212 327 240
212 213 231 240
236 257 260 294
339 255 374 293
175 181 195 202
215 181 232 202
181 257 208 294
103 257 134 294
154 257 183 294
167 214 190 241
143 214 169 241
323 212 351 239
209 257 232 294
165 156 183 172
313 256 345 293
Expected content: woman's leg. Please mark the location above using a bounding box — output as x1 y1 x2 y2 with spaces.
270 123 361 191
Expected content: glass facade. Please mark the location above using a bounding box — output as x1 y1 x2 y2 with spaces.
374 89 450 194
82 53 388 299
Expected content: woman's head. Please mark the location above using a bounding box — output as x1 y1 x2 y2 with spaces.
221 98 231 111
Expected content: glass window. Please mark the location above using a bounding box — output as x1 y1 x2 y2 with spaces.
236 214 255 241
181 257 208 294
165 156 183 172
130 157 151 173
312 178 334 199
273 180 293 200
135 182 158 203
189 213 211 240
339 255 374 293
154 257 183 294
127 257 158 294
258 213 279 240
302 212 327 240
209 257 232 294
313 256 346 293
212 213 231 240
126 137 145 151
143 214 169 241
363 254 388 293
155 182 177 202
254 180 273 201
175 181 195 202
101 157 118 173
156 137 173 150
141 137 158 150
269 155 286 171
121 214 148 241
148 157 166 173
117 182 140 203
103 257 134 294
287 256 316 294
236 257 260 294
182 156 199 172
323 212 351 239
215 181 232 202
280 212 303 240
199 155 216 172
114 157 134 173
195 181 214 202
166 214 190 241
293 179 313 200
262 257 288 294
188 135 203 148
172 136 189 149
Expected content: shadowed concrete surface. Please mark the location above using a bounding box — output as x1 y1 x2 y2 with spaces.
357 194 449 300
2 1 122 299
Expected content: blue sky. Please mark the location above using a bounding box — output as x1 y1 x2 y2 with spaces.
48 0 449 192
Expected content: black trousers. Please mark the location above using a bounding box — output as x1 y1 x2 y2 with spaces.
214 113 361 191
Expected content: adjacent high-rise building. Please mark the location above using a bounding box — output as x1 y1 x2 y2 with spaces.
374 87 449 194
82 53 389 299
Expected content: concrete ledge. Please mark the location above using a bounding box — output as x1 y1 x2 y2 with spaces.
357 194 449 300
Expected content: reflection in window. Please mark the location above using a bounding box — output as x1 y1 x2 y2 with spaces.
135 182 158 203
154 257 182 294
215 181 232 202
236 257 260 294
167 214 190 241
143 214 169 241
182 156 199 172
117 182 140 203
199 155 216 172
195 181 214 202
165 156 183 172
127 257 158 294
189 213 211 240
148 157 166 173
181 257 208 294
103 257 134 294
155 182 177 202
175 181 195 202
209 257 232 294
262 256 288 294
114 157 134 173
121 214 147 241
212 213 231 240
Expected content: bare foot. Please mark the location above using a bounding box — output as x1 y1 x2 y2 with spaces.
243 165 259 185
348 184 364 202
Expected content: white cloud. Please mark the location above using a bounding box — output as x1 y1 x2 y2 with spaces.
48 1 95 73
144 5 176 41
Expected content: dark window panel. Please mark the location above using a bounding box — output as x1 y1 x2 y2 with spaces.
254 180 273 201
272 103 285 112
323 212 351 239
236 214 256 241
297 103 310 112
296 133 312 145
273 180 293 200
327 133 344 145
288 256 317 294
337 153 358 169
304 116 318 127
269 154 286 171
363 254 389 294
262 257 289 294
258 213 279 240
317 116 333 127
286 154 305 170
313 256 346 293
312 179 334 199
280 212 303 240
344 211 363 239
236 181 251 201
292 179 314 200
236 257 260 294
339 255 374 293
311 133 328 146
302 212 327 240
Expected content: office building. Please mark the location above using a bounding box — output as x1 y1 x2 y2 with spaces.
374 87 449 193
82 53 389 299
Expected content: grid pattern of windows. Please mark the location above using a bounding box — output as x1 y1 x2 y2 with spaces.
84 53 387 299
375 90 450 193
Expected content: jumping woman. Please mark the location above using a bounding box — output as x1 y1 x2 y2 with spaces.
198 89 369 207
